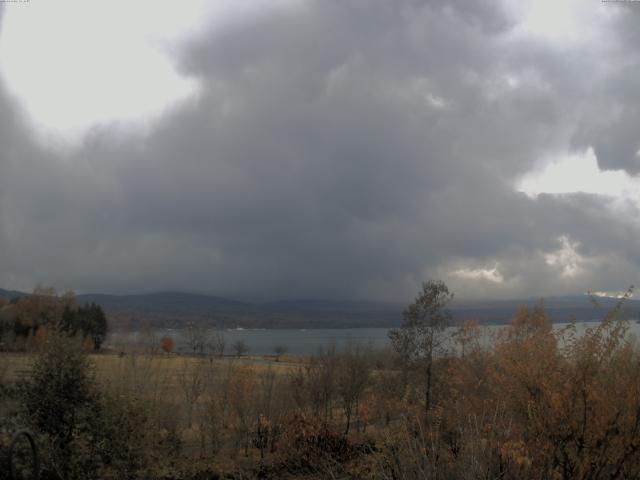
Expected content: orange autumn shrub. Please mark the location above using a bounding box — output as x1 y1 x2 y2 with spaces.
161 335 174 353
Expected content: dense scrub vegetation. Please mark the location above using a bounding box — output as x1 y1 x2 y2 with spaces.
2 282 640 479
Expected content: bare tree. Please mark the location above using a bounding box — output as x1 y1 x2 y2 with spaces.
178 358 207 427
337 344 371 435
186 322 209 356
389 279 453 417
140 321 159 355
233 339 249 357
301 344 338 424
453 319 481 358
208 328 226 357
273 344 288 361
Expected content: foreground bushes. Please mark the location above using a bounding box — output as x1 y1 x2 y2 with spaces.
4 296 640 479
13 332 149 479
398 300 640 480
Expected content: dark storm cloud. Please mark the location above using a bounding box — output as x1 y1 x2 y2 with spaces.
572 5 640 174
0 0 639 300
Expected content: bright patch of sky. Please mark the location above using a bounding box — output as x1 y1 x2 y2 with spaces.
505 0 615 45
545 235 583 278
0 0 300 146
517 148 640 208
451 266 504 284
590 291 633 299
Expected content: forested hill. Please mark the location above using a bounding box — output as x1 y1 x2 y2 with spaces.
76 293 404 329
2 289 639 329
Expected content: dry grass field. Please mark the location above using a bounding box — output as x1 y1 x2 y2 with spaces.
1 350 302 399
1 349 310 476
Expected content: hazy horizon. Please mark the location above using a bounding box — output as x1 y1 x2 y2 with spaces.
2 284 634 305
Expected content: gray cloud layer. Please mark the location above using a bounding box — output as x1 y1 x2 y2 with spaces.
0 1 639 301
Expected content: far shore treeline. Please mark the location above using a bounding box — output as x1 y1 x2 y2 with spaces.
2 286 638 331
0 286 107 351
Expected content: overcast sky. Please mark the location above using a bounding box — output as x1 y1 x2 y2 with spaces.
0 0 639 301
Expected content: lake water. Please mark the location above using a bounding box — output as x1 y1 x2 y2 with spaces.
107 327 393 355
105 320 640 356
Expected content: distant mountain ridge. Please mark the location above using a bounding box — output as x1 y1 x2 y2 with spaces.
78 291 250 313
75 292 404 329
1 288 639 329
0 288 27 301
